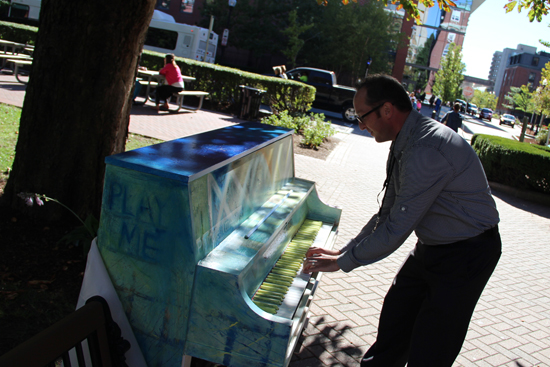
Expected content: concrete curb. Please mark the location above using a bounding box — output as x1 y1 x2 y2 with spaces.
489 181 550 207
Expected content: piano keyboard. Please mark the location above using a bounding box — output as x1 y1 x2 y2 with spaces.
252 219 323 315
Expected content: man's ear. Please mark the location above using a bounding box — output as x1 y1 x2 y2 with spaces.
383 102 393 119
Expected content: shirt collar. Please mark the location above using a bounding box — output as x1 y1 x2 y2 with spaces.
392 110 420 158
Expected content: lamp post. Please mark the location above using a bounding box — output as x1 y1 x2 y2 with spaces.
219 0 236 62
364 56 372 79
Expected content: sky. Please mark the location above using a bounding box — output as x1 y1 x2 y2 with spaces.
461 0 550 79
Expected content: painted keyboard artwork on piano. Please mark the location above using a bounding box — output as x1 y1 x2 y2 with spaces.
96 122 341 367
253 220 322 314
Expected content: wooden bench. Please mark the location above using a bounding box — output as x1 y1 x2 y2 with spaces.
171 90 210 112
0 297 126 367
7 58 32 83
0 53 31 70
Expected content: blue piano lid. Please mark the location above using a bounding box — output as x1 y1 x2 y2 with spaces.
105 122 293 183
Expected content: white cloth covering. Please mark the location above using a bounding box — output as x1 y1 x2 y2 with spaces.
72 238 148 367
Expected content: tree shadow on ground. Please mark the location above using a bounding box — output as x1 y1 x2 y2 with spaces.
292 315 365 365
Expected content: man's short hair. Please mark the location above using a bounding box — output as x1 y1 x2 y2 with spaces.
357 74 413 113
453 103 460 112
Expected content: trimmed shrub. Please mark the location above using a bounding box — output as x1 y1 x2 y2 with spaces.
140 50 315 115
471 134 550 194
0 20 37 44
536 127 548 146
261 112 335 148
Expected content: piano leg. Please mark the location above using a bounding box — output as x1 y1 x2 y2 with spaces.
181 354 192 367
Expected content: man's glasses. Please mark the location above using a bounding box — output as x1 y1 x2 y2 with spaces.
356 103 385 124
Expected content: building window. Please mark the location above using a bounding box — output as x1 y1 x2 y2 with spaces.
442 44 450 58
181 0 195 13
156 0 171 10
451 10 461 22
447 33 456 43
529 72 536 83
532 57 539 66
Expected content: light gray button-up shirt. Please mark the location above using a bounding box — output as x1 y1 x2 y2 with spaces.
338 110 500 272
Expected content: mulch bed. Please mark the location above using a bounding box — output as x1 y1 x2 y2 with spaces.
0 208 86 355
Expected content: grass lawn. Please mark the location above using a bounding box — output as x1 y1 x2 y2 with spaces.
0 103 164 191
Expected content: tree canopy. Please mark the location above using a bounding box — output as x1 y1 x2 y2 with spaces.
533 62 550 115
202 0 400 80
431 43 465 104
503 85 535 114
471 90 498 111
320 0 550 24
504 0 549 22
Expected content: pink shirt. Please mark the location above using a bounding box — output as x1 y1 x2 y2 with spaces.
159 63 184 87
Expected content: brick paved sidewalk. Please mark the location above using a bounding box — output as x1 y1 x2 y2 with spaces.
1 73 549 366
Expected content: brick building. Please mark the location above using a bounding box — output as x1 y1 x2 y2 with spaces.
496 51 550 113
388 0 485 91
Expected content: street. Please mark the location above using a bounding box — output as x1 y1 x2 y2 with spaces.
313 104 525 144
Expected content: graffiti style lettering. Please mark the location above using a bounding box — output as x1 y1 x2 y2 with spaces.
118 221 165 262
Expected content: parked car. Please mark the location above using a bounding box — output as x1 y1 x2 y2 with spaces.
467 103 478 116
286 67 357 122
499 114 516 127
479 108 493 121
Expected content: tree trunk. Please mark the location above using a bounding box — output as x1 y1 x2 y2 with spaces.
2 0 156 221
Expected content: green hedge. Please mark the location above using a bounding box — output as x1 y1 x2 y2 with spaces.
140 50 315 115
0 20 37 44
471 134 550 194
0 22 315 115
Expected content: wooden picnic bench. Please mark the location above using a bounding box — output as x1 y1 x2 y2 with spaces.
171 90 210 112
7 58 32 83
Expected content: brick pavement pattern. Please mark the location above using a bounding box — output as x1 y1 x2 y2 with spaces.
1 73 549 366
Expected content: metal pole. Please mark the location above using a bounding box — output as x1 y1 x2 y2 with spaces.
204 15 214 62
364 57 372 79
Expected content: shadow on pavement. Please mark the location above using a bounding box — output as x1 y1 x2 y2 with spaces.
294 316 364 363
491 187 550 219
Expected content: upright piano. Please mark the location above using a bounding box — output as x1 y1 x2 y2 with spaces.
97 122 341 367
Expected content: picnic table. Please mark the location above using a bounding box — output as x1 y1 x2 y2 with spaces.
136 69 208 112
0 39 26 54
7 58 32 84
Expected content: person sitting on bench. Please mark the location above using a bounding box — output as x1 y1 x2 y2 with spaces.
153 53 184 111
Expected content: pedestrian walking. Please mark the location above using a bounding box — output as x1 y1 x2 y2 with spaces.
441 102 463 133
434 97 442 120
304 74 501 367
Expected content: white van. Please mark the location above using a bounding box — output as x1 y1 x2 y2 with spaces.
144 10 218 64
8 0 41 21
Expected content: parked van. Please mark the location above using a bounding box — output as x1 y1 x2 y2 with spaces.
8 0 41 22
144 10 218 64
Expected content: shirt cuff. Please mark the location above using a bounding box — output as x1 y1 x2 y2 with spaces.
337 239 361 272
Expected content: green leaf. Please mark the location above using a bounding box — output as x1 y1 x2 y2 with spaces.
504 1 517 12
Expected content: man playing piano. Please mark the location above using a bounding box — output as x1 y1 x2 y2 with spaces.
303 74 501 367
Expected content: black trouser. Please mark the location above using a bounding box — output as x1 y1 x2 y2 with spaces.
155 85 183 105
361 226 501 367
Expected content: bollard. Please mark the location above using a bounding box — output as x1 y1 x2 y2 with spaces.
432 110 436 119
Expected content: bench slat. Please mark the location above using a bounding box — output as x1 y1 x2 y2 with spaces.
177 91 209 96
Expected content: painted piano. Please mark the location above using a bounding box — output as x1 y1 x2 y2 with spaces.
97 122 342 367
